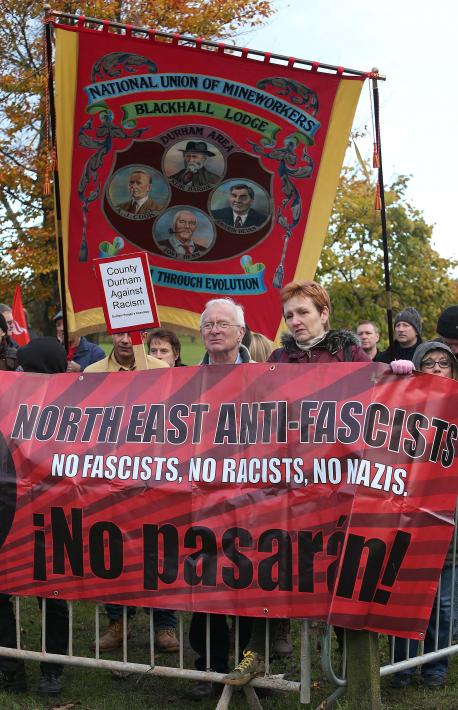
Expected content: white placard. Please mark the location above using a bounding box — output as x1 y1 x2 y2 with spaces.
98 255 155 331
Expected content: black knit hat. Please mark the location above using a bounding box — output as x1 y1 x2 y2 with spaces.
395 307 422 336
437 305 458 340
17 337 67 373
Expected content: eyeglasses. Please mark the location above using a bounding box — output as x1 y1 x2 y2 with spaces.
201 321 240 332
421 359 451 370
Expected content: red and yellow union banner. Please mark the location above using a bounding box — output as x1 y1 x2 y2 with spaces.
53 19 367 338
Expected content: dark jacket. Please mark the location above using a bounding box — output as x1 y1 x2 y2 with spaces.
375 338 422 364
17 337 67 373
268 331 370 364
170 167 219 190
201 344 253 365
0 334 18 371
212 207 267 229
116 196 162 215
73 337 105 370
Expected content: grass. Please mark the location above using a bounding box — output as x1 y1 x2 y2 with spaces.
0 602 457 709
179 334 205 365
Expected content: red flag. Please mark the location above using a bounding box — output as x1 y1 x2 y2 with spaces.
11 285 30 346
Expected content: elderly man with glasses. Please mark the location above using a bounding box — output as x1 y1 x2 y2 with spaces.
199 298 253 365
188 298 255 700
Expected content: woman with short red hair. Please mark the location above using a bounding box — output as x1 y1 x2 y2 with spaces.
269 280 369 363
223 280 370 689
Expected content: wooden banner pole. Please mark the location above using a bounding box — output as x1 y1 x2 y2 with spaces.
372 70 394 359
129 331 149 370
44 6 69 351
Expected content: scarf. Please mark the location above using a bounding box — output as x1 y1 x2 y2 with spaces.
295 331 329 351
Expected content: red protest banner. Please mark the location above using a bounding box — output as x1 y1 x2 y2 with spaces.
0 362 456 639
11 285 30 346
52 18 367 339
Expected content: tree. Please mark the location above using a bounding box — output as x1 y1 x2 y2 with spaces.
0 0 273 332
316 168 458 345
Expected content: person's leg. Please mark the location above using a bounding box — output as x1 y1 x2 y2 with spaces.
105 604 136 621
153 609 177 629
390 636 418 687
236 616 253 654
271 618 292 657
37 598 69 695
188 613 230 700
0 594 27 690
393 635 419 664
189 612 230 672
152 609 179 652
38 598 69 674
223 617 265 686
96 604 136 651
245 618 265 653
421 566 452 686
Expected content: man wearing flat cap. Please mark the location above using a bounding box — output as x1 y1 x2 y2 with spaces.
170 141 220 191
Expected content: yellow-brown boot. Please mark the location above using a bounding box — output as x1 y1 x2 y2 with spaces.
96 620 130 652
155 627 179 652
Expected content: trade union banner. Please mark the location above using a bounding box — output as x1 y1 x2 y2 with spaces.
51 16 368 340
0 362 457 639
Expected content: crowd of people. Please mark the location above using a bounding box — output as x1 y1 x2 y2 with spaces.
0 288 457 698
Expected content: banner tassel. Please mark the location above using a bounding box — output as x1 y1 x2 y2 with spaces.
374 183 382 211
372 141 380 168
43 169 51 196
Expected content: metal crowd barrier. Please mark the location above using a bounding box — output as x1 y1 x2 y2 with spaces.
321 505 458 706
0 603 311 708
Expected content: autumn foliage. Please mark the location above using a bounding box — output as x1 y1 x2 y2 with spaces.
317 168 458 343
1 3 455 337
0 0 273 332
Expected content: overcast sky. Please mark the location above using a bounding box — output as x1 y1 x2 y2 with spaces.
242 0 457 266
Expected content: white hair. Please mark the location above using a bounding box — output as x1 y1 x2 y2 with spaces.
200 298 245 327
